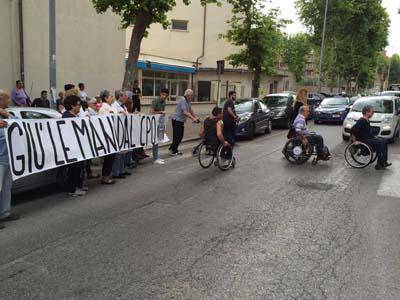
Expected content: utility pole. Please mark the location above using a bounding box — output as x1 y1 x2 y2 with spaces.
386 57 391 90
49 0 56 105
317 0 329 93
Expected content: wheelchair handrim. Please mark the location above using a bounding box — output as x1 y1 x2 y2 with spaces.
198 143 215 169
216 144 234 171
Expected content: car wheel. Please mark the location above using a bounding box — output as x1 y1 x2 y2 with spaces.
265 120 272 134
342 134 349 141
315 119 320 124
248 123 256 140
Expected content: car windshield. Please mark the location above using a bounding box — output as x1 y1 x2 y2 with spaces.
235 100 253 114
263 96 288 107
352 98 393 114
321 98 348 106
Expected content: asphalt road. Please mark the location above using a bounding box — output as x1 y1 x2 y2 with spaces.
1 123 400 299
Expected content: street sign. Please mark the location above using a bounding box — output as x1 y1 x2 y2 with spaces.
216 60 225 75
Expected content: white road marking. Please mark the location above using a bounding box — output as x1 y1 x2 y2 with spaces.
377 154 400 198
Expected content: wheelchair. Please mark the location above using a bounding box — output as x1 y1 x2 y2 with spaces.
198 142 235 171
344 141 377 168
283 136 321 165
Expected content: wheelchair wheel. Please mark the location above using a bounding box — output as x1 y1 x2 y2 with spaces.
216 144 234 171
198 143 215 169
283 138 312 165
344 142 373 168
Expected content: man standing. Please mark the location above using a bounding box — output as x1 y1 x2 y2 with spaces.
150 88 169 164
11 80 30 107
32 90 50 108
78 83 88 102
223 91 238 147
112 90 131 178
0 89 20 229
351 105 391 170
169 89 199 156
131 80 141 112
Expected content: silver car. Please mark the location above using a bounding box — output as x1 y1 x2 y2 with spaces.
7 107 62 194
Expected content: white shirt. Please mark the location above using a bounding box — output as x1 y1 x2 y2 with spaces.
78 90 88 101
112 100 127 114
88 107 98 116
98 102 118 115
78 107 89 118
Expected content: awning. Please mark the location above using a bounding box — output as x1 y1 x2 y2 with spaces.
137 60 196 74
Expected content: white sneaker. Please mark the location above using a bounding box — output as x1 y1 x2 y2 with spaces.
154 158 165 165
69 189 87 197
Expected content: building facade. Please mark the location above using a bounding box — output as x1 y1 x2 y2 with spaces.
127 0 294 103
0 0 125 101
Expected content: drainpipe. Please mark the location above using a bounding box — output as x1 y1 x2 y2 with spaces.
49 0 56 104
194 5 207 97
18 0 25 82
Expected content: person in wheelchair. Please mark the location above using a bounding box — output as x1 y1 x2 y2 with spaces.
293 106 330 160
199 107 230 152
351 105 391 170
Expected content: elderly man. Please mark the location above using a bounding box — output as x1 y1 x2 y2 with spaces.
169 89 200 156
0 90 19 229
293 105 329 160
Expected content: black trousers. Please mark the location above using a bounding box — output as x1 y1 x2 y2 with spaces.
132 99 141 112
306 134 324 156
102 154 116 177
85 159 92 175
67 162 85 193
367 137 388 166
169 119 185 153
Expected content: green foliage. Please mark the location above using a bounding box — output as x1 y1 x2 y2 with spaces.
282 33 312 82
222 1 286 73
296 0 390 90
389 54 400 84
92 0 216 29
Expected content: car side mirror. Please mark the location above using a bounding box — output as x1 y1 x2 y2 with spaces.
346 106 350 112
257 108 263 113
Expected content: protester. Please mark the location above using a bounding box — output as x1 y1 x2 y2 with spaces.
150 88 169 164
131 80 141 112
32 90 50 108
169 89 199 156
62 96 87 196
292 88 308 122
56 91 65 113
223 91 238 149
0 89 19 229
64 84 75 92
87 97 99 116
98 90 116 184
78 83 88 102
11 80 30 107
112 90 131 178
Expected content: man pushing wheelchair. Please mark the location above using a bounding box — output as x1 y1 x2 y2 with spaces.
351 105 391 170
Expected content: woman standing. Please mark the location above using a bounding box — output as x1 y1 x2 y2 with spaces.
98 90 117 185
292 88 308 123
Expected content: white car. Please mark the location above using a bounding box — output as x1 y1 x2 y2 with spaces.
342 96 400 142
7 107 62 194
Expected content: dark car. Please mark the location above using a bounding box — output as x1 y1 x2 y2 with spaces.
262 93 295 128
314 97 350 124
307 93 325 118
235 98 272 139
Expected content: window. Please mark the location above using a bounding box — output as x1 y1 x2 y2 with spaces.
21 111 52 119
198 81 211 102
142 79 154 97
142 70 189 99
171 20 188 31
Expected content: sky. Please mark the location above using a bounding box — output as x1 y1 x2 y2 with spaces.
264 0 400 56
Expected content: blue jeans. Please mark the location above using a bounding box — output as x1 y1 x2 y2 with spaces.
0 164 13 219
152 144 159 161
367 137 388 166
112 154 126 176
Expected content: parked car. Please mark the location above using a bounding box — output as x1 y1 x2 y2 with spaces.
342 96 400 142
262 92 295 128
381 90 400 97
307 93 325 118
388 84 400 91
235 98 272 139
314 97 350 124
8 107 62 194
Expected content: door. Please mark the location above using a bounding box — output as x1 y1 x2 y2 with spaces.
253 101 268 131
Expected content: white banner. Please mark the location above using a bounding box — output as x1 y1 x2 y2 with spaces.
5 114 168 180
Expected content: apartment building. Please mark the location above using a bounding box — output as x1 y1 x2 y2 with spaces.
0 0 125 99
127 0 294 102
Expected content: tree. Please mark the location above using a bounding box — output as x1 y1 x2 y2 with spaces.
282 33 312 82
389 54 400 85
92 0 217 90
296 0 390 93
222 1 286 97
